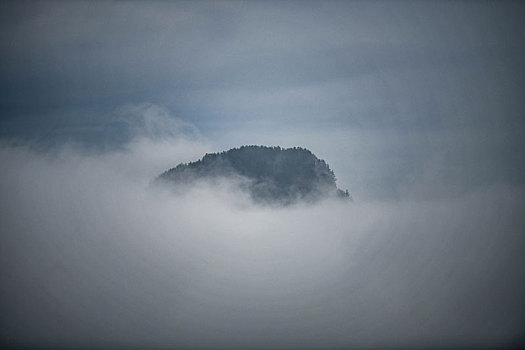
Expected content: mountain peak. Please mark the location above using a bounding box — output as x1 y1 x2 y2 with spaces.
157 145 350 205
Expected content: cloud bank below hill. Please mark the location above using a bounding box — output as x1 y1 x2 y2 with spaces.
1 130 524 348
1 1 524 346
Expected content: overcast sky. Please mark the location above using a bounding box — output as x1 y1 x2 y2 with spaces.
1 0 524 199
1 1 525 348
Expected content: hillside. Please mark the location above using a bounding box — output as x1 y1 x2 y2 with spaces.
156 145 350 204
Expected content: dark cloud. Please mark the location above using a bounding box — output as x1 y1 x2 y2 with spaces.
1 1 524 128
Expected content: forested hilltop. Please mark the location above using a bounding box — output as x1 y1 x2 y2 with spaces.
157 145 350 204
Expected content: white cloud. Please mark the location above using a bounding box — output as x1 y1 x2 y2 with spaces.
115 102 203 141
1 130 524 347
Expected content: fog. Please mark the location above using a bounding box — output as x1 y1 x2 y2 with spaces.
1 0 525 348
1 128 524 348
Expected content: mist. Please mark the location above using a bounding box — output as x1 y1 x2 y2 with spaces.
1 0 525 348
1 129 524 348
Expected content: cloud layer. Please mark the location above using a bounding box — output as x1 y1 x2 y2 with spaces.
1 131 524 347
1 1 524 131
1 1 524 347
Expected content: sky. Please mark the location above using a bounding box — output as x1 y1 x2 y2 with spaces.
0 0 524 200
1 1 525 348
